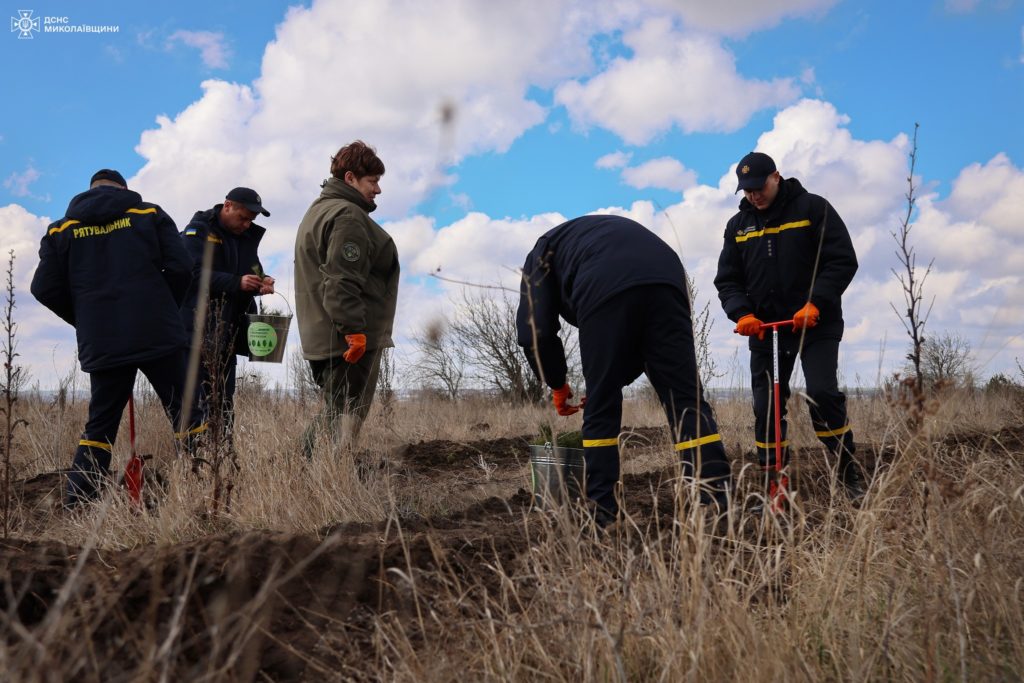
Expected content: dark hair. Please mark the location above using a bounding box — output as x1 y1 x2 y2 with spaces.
330 140 385 180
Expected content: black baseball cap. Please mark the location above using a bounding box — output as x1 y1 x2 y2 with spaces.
225 187 270 217
90 169 127 188
735 152 777 193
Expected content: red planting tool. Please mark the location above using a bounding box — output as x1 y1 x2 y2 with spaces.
760 319 794 513
123 394 144 509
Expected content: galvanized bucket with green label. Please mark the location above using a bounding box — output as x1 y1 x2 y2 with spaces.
246 294 293 363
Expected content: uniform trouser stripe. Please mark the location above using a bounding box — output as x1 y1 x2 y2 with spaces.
814 424 851 438
175 423 208 439
78 439 112 451
755 440 790 449
674 433 722 451
583 437 618 448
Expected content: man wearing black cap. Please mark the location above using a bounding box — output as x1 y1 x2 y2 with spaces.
31 169 204 507
179 187 275 446
714 152 865 502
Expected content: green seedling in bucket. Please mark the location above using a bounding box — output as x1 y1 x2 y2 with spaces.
531 424 584 448
251 264 281 315
528 425 585 509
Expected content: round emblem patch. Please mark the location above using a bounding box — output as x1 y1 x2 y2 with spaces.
247 322 278 357
342 242 361 262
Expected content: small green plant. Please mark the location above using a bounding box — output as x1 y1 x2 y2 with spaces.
531 424 584 448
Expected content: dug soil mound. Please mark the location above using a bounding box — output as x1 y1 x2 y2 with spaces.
0 431 890 680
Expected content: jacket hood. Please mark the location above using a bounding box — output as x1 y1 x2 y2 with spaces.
738 177 807 215
320 177 376 213
65 186 143 224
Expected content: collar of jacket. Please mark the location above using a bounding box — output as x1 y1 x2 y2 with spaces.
319 177 377 213
737 176 806 221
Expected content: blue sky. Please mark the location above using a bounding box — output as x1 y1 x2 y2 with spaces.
2 0 1022 388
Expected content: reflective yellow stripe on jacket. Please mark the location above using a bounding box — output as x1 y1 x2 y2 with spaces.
735 219 811 243
49 219 80 235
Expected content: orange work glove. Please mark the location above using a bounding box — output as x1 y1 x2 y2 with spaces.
792 302 820 331
552 383 583 416
734 313 765 341
343 333 366 363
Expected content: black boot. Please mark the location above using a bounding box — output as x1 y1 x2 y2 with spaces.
65 445 112 509
837 452 866 501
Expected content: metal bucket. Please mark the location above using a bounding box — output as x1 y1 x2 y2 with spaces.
245 313 292 363
529 443 585 509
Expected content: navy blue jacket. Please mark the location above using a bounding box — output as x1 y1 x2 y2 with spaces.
179 206 267 355
516 215 688 388
30 186 192 372
714 178 858 345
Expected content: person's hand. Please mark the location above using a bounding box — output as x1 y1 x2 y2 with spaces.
259 276 275 295
240 274 262 292
734 313 765 341
792 302 820 331
343 333 366 363
552 383 584 416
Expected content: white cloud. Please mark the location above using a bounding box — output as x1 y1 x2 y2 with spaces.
643 0 837 36
942 153 1024 232
621 157 698 192
595 151 632 169
555 18 801 144
0 204 49 289
167 30 231 69
4 165 42 198
130 0 609 232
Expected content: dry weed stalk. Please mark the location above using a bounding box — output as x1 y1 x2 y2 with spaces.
1 250 28 538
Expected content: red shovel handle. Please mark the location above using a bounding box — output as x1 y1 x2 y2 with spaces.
125 395 144 508
759 319 794 330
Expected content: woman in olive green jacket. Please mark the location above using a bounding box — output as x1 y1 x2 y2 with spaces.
294 141 400 456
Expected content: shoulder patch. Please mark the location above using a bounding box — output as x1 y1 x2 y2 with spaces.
342 242 361 262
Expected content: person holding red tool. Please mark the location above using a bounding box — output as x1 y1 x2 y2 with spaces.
714 152 865 503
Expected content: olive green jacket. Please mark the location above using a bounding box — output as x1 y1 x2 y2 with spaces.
294 178 400 360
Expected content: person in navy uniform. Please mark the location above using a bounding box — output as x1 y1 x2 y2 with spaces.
517 214 732 526
31 169 204 507
715 151 864 500
179 187 275 447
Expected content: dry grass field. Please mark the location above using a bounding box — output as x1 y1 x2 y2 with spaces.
1 382 1022 681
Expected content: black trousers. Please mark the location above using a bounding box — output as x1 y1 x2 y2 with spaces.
301 349 382 458
67 350 205 506
750 333 854 468
578 285 731 516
